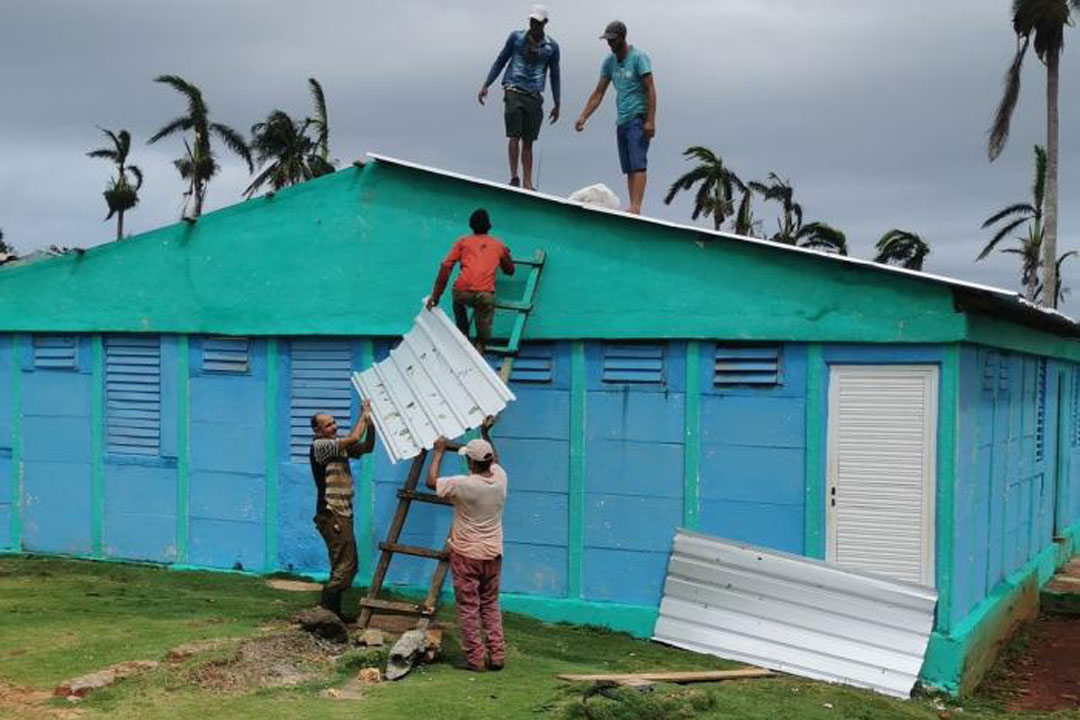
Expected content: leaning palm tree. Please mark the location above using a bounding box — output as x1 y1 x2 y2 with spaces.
874 229 930 271
148 75 253 219
980 146 1048 300
307 78 334 174
795 222 847 256
245 110 325 197
87 128 143 240
987 0 1080 308
750 173 802 244
663 146 746 231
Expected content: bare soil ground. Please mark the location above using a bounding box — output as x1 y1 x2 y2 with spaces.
984 613 1080 712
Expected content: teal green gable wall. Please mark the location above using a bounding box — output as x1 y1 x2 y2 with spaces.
0 160 980 345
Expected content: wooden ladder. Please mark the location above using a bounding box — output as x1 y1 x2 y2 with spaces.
356 250 546 630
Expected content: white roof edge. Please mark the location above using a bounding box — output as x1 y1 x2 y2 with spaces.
364 152 1050 309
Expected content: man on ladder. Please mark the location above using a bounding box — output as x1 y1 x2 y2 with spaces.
426 416 507 672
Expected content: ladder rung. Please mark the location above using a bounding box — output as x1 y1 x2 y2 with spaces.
397 489 452 506
495 300 533 311
511 258 544 267
359 597 431 615
379 542 449 560
485 345 513 355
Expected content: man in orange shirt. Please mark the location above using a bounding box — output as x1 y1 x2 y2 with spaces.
427 209 515 353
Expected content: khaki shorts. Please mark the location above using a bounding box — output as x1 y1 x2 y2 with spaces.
452 290 495 345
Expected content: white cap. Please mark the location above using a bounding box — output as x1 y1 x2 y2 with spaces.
529 4 549 22
458 438 494 462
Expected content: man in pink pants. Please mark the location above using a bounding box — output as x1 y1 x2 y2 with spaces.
427 418 508 671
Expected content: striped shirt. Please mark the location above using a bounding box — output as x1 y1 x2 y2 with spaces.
309 438 354 517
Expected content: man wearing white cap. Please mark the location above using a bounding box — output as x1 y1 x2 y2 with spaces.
478 5 561 191
426 417 508 671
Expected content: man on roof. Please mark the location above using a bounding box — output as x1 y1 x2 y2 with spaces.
478 4 561 190
427 416 508 672
574 20 657 215
427 208 515 353
308 399 376 622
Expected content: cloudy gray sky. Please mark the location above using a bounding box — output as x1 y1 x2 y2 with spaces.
2 1 1079 308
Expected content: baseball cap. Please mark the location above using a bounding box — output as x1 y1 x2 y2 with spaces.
458 438 495 462
529 4 549 22
600 20 626 40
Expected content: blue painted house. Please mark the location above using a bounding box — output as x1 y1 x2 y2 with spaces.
0 155 1077 694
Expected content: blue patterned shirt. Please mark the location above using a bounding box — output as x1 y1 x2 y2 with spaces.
484 30 561 105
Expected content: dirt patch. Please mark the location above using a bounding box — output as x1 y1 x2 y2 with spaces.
986 613 1080 711
266 579 321 592
185 629 347 693
0 680 83 719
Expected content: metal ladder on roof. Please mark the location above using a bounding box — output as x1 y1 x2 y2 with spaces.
356 250 546 631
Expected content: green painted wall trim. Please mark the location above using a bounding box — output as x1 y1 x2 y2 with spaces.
356 339 374 582
803 343 824 558
89 335 104 557
682 341 700 529
176 335 190 564
919 519 1079 695
934 344 960 633
568 340 585 599
965 313 1080 363
263 338 279 572
9 335 22 550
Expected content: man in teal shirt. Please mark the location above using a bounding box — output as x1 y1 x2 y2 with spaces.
575 20 657 215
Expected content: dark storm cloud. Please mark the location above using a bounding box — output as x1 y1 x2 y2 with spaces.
1 1 1078 306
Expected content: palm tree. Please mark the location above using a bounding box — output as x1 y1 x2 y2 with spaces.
246 110 326 197
663 146 746 231
0 228 10 255
307 78 334 174
87 128 143 240
795 222 847 256
987 0 1080 309
874 229 930 271
148 75 253 219
749 173 802 244
980 145 1048 300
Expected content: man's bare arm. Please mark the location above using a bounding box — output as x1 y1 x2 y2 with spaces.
339 400 372 453
425 437 447 490
574 77 611 131
480 415 499 466
641 73 656 139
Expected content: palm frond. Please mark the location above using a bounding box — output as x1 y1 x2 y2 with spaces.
988 35 1029 161
981 202 1036 228
126 165 144 190
1032 144 1047 212
87 148 120 161
148 116 192 144
210 122 253 172
797 222 847 255
154 74 208 128
308 77 330 160
977 216 1029 259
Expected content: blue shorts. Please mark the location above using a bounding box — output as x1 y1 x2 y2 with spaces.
616 117 650 174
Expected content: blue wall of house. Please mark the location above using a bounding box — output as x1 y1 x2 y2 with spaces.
0 335 12 549
950 344 1078 628
6 331 1080 633
20 335 93 555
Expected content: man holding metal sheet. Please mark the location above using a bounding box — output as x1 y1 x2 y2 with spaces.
426 417 507 671
308 399 375 621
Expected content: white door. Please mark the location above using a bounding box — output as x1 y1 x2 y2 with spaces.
826 365 937 586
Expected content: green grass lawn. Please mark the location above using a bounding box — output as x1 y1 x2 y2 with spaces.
0 555 1072 720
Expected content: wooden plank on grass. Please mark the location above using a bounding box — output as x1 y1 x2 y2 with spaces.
557 668 774 684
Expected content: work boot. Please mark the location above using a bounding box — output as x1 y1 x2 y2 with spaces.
319 587 343 621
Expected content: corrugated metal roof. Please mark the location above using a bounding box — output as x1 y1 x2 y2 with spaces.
351 306 516 464
653 530 937 699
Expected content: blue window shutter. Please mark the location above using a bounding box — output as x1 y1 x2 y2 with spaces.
714 344 781 386
982 352 998 392
33 335 77 370
203 337 249 373
490 343 554 383
105 336 161 456
290 340 353 462
1036 359 1047 462
602 343 664 384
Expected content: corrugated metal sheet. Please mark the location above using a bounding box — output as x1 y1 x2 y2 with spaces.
654 530 937 699
352 307 516 464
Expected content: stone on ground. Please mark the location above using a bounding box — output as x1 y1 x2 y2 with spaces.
386 629 427 680
358 629 385 647
293 607 348 643
54 660 160 698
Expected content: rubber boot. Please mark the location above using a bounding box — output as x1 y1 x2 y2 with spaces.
319 587 342 620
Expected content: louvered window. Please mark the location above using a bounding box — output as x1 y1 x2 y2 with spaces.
290 340 352 462
602 343 664 384
1036 359 1047 462
105 336 161 456
500 344 554 383
33 335 77 370
202 337 249 373
714 344 781 386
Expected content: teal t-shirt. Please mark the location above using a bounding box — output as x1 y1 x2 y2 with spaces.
600 46 652 126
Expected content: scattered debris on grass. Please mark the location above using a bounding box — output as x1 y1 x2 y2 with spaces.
293 607 348 643
267 579 322 592
185 630 344 692
386 629 428 680
358 629 385 647
560 681 716 720
982 613 1080 712
165 638 243 662
1 680 84 719
54 660 159 699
